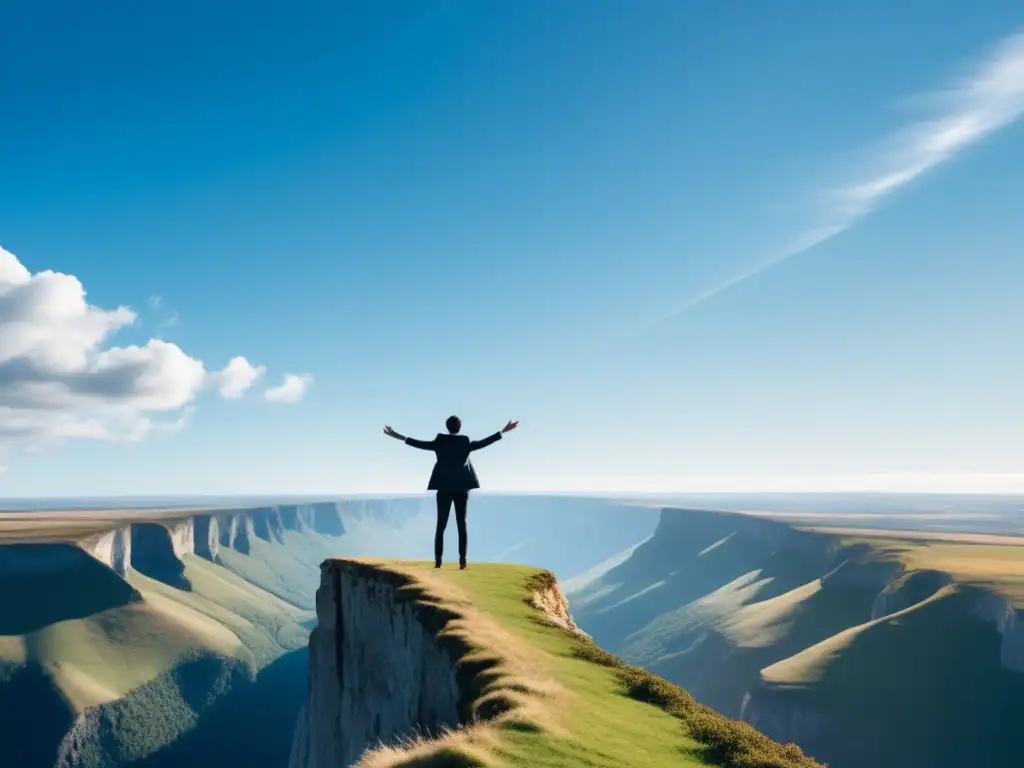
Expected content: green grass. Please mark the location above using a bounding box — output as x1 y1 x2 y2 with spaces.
345 561 823 768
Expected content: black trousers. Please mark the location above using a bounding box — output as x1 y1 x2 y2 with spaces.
435 490 469 564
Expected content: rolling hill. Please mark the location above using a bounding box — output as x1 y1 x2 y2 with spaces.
567 507 1024 768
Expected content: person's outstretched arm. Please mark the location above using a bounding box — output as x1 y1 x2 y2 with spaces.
383 425 436 450
469 420 519 451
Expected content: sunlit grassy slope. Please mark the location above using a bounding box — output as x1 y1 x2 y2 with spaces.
0 551 311 716
0 537 314 767
756 531 1024 699
349 560 822 768
821 528 1024 606
745 531 1024 767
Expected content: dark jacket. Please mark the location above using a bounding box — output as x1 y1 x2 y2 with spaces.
405 432 503 492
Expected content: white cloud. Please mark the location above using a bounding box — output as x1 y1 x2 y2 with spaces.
0 246 306 454
264 373 313 404
212 355 267 399
649 30 1024 327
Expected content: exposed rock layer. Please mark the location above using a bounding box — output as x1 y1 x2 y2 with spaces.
289 561 462 768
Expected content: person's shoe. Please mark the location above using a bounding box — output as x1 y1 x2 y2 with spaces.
459 560 467 570
434 561 442 569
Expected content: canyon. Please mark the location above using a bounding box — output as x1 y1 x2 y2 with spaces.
568 507 1024 768
0 495 656 767
3 495 1024 767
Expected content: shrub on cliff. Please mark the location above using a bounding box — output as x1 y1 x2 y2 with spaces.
568 603 825 768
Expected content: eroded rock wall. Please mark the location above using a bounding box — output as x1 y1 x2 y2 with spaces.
81 527 132 575
290 561 462 768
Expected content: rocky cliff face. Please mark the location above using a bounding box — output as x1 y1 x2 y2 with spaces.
651 507 839 567
84 527 132 576
529 575 590 639
73 499 427 574
72 502 378 586
289 561 462 768
965 588 1024 674
740 688 865 768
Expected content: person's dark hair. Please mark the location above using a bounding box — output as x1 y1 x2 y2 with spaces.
445 415 462 434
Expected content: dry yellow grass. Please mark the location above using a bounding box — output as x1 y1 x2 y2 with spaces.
723 578 824 648
811 528 1024 607
761 583 958 686
752 526 1024 705
808 525 1024 546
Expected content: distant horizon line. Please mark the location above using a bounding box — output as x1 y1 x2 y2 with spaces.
3 488 1024 501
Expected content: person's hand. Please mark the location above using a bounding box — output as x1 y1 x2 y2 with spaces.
383 425 401 439
501 420 519 433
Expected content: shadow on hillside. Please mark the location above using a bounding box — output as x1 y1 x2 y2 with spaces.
570 511 836 653
135 647 309 768
750 588 1024 768
131 523 192 591
567 510 892 718
0 543 141 634
646 577 883 717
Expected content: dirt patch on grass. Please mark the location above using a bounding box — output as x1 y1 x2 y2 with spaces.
524 571 590 639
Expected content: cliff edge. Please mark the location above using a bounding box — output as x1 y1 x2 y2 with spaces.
290 559 826 768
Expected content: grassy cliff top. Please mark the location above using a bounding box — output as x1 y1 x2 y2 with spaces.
333 559 824 768
815 527 1024 606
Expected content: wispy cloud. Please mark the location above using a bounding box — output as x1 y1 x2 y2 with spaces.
146 294 179 337
646 31 1024 329
156 311 179 334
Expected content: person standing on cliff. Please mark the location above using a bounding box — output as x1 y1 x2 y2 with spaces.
383 416 519 570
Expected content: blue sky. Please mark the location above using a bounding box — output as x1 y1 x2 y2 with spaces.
2 1 1024 496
